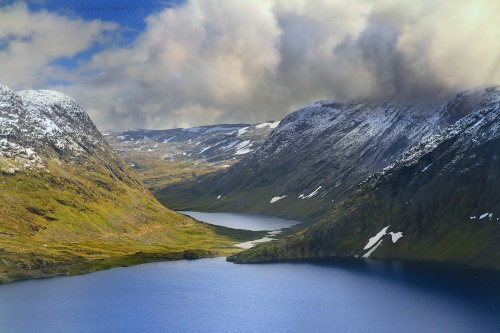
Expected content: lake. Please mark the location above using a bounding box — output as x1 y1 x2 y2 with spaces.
179 211 300 230
180 211 301 248
0 258 499 333
0 212 498 332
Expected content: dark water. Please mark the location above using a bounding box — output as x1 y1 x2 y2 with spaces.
0 257 498 333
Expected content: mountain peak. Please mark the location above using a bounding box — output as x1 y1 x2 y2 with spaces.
0 85 110 168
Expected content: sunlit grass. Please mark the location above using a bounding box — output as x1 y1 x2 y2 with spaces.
0 159 261 283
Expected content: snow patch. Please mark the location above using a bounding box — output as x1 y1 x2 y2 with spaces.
234 230 284 249
363 226 390 250
299 186 322 199
199 145 213 154
235 140 251 149
256 121 280 129
235 148 252 155
422 163 433 172
362 239 383 258
270 195 286 203
234 140 252 154
388 231 403 243
219 140 239 151
237 127 249 136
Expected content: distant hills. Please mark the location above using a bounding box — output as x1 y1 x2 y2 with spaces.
104 121 278 193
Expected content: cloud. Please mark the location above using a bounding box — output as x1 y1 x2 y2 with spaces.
2 0 499 130
0 2 116 89
332 0 500 101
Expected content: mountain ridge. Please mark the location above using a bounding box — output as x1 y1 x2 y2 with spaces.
228 86 500 268
154 87 497 224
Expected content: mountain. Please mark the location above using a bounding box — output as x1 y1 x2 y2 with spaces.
105 122 278 192
155 88 492 224
228 86 500 269
0 85 258 283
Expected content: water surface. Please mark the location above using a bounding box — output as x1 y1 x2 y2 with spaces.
2 212 498 332
179 211 300 231
0 257 498 333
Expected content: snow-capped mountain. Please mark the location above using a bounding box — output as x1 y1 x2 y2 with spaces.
228 86 500 268
157 87 496 223
0 85 131 180
0 85 244 282
106 121 279 162
104 121 279 192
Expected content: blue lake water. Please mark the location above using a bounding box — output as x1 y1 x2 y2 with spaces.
1 212 499 332
0 257 499 333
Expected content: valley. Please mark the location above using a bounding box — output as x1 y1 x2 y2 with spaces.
2 1 498 331
1 84 499 284
107 86 500 270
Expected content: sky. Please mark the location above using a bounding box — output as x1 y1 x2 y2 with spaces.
0 0 499 131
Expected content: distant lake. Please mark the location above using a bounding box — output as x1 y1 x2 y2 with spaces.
1 212 498 332
179 211 300 230
179 211 300 248
0 257 499 333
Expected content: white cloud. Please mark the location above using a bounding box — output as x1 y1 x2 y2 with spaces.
1 0 499 130
0 2 116 89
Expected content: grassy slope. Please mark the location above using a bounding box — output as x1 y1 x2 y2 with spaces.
0 159 262 283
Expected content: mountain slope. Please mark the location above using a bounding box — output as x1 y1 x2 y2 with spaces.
105 122 279 192
228 87 500 269
156 88 491 223
0 85 257 283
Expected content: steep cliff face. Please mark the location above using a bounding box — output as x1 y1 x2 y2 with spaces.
228 87 500 269
156 87 495 223
0 85 249 283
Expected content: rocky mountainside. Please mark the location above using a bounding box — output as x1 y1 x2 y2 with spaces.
156 88 493 223
228 87 500 269
0 85 257 283
105 122 278 192
0 86 139 183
